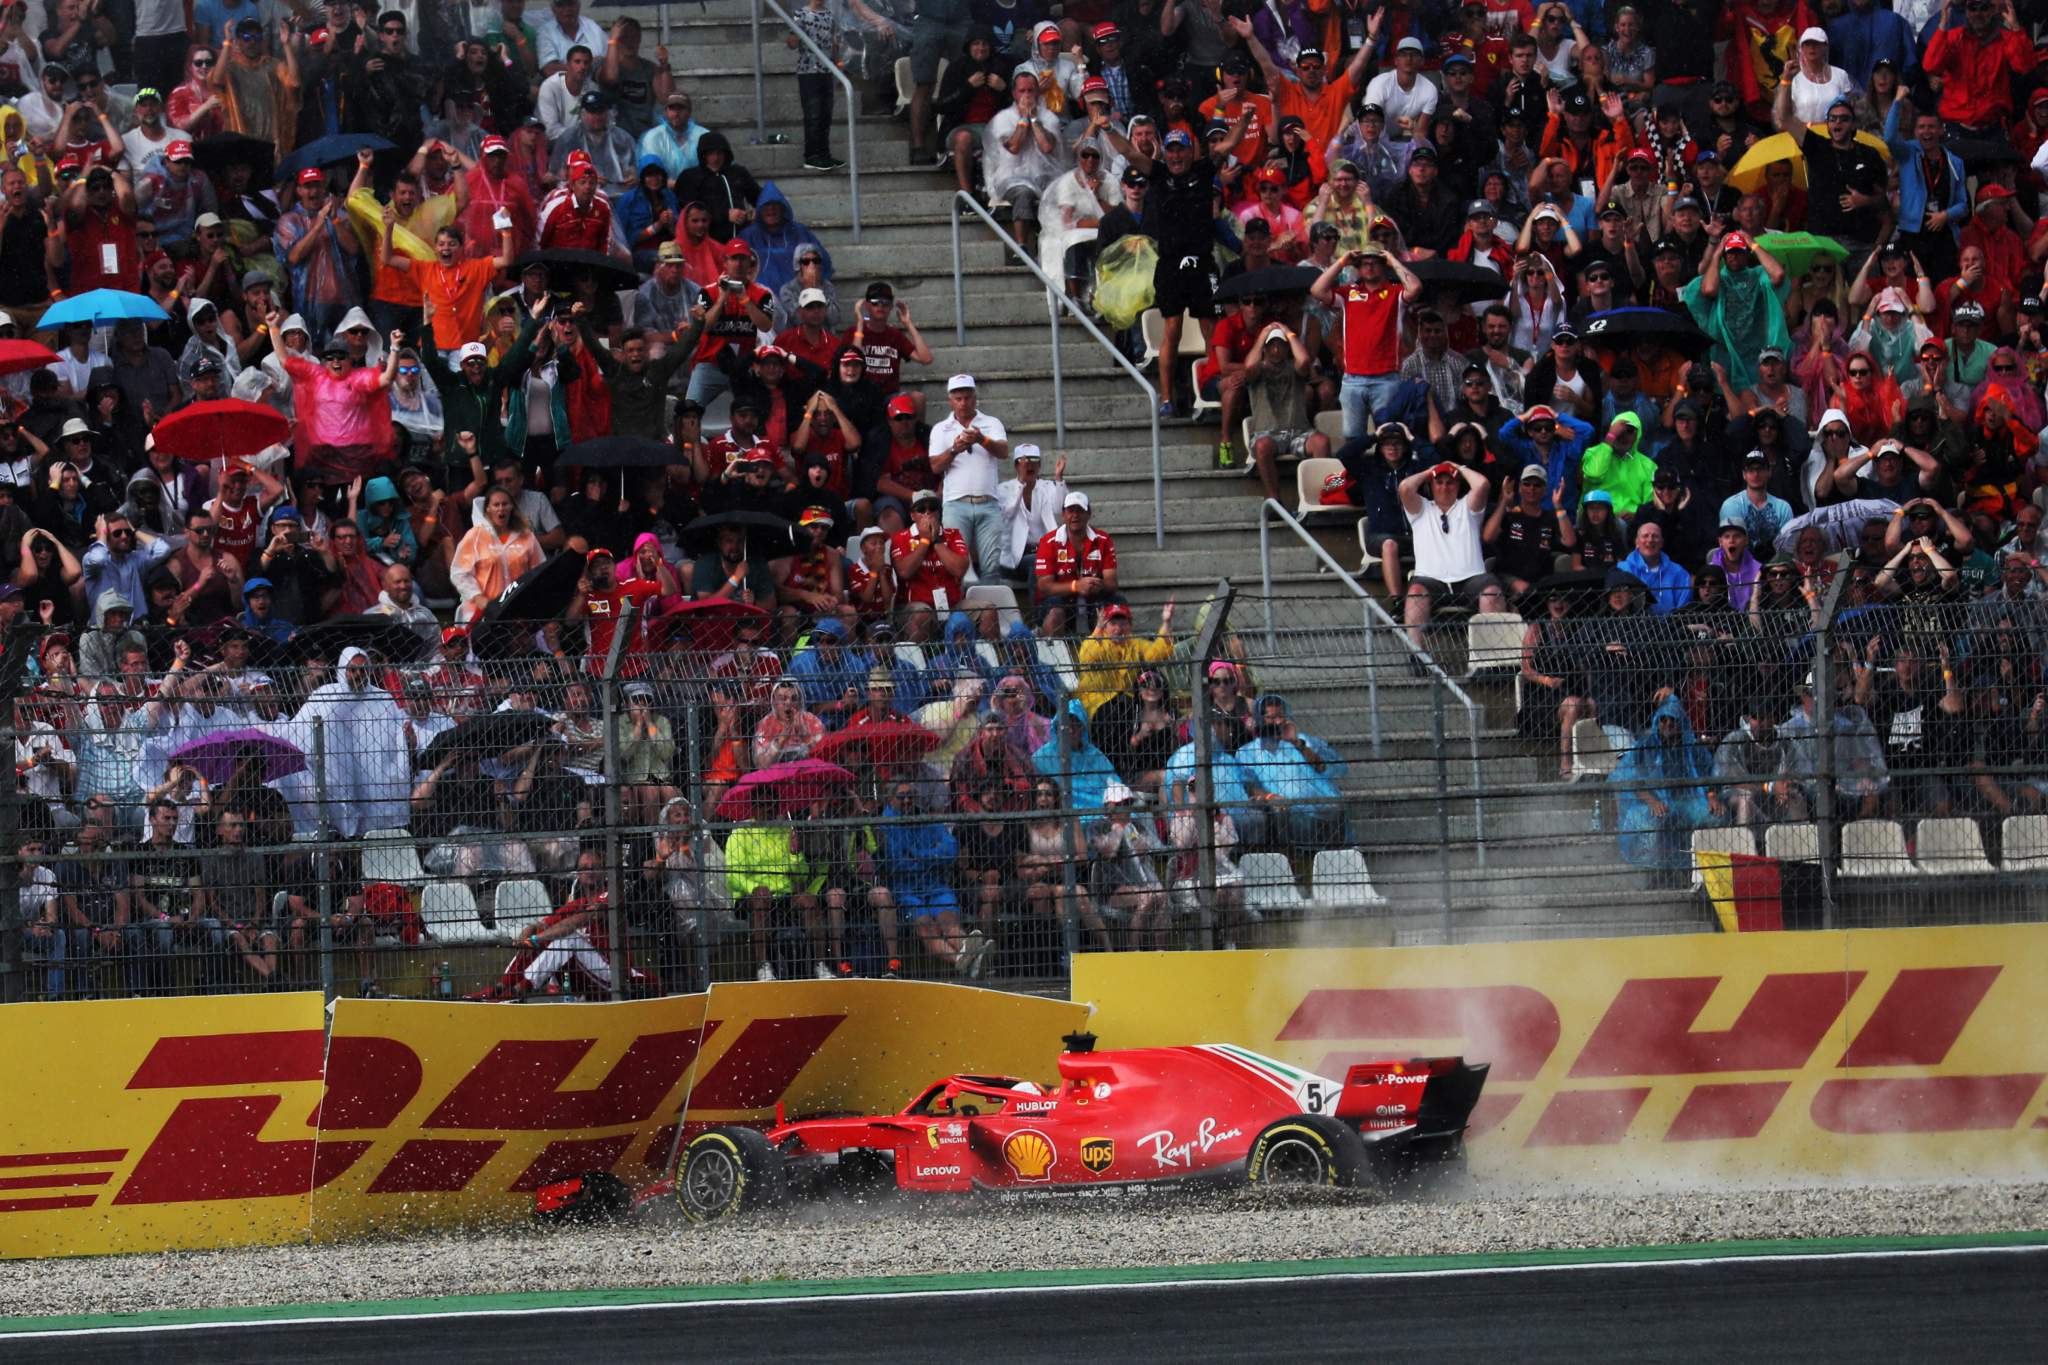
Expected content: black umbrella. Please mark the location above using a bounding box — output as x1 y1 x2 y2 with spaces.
1530 567 1616 614
1212 265 1321 304
1408 258 1511 305
684 510 794 557
562 435 685 468
191 133 274 187
418 709 554 772
290 614 433 664
513 249 641 295
276 133 397 181
1944 132 2021 170
1579 307 1714 356
474 549 588 660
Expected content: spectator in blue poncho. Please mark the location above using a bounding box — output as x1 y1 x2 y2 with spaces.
739 183 834 295
1611 694 1716 883
1032 699 1117 810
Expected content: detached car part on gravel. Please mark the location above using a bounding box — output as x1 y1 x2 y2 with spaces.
559 1034 1487 1225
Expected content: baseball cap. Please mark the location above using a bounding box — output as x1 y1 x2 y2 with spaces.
724 239 755 259
1104 603 1133 621
190 358 221 377
728 394 762 415
1395 35 1424 52
1671 196 1702 214
1407 143 1438 163
1309 221 1340 241
1563 89 1592 113
864 281 894 302
240 269 270 292
1551 324 1579 343
1720 231 1753 253
1162 129 1193 149
456 341 488 363
1522 405 1559 423
1652 468 1681 487
1743 451 1771 466
1719 517 1749 533
268 507 301 524
1530 203 1563 223
234 15 261 35
1092 21 1120 40
441 625 469 646
1466 199 1496 218
586 544 616 560
797 506 834 529
1519 463 1547 482
1757 346 1786 362
297 167 325 185
1122 167 1147 187
857 525 887 545
166 140 193 162
1652 237 1685 257
580 90 612 112
1241 216 1272 236
1626 147 1655 166
1798 25 1827 43
655 241 683 264
1977 184 2015 207
1220 52 1251 74
1954 300 1987 323
135 87 162 104
1063 490 1090 511
1013 443 1042 463
1081 75 1109 98
911 489 942 509
886 394 917 417
947 373 976 391
753 344 791 364
194 211 223 230
1597 202 1627 220
1441 51 1473 68
2023 296 2046 316
797 287 828 307
564 151 595 178
481 135 508 155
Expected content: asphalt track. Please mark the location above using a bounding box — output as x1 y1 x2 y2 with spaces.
6 1241 2045 1363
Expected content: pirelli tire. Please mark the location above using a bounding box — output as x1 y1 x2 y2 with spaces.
675 1126 785 1223
1245 1113 1365 1189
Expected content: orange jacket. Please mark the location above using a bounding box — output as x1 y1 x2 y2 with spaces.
1539 114 1636 190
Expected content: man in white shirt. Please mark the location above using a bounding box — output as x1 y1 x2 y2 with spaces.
538 0 608 75
982 71 1064 256
1362 36 1438 138
121 89 188 170
1399 457 1505 660
995 442 1066 582
927 373 1010 583
537 44 597 143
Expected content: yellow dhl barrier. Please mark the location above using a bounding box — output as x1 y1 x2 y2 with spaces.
0 982 1086 1257
1073 924 2048 1181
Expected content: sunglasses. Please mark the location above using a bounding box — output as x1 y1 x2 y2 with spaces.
77 80 101 91
398 365 419 375
1994 363 2018 373
382 24 406 34
1847 367 1871 377
193 57 214 68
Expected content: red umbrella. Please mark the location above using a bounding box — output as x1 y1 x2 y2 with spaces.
151 398 292 463
0 339 58 378
714 758 855 822
810 719 941 773
647 597 770 654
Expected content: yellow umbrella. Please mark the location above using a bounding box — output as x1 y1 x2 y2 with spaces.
342 188 459 265
1728 128 1892 195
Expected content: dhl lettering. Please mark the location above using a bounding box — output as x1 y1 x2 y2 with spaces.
1837 967 2000 1067
115 1096 370 1205
423 1029 709 1131
1278 987 1560 1082
1569 974 1862 1078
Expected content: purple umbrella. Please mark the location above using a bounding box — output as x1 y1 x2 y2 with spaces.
715 759 855 823
168 728 307 786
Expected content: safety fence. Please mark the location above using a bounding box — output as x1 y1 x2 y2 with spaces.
7 563 2048 1006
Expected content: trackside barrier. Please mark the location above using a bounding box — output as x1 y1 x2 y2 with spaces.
1074 923 2048 1182
0 983 1085 1258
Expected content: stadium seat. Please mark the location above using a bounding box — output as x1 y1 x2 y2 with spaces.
962 583 1023 631
1568 718 1620 781
1308 848 1388 911
421 881 494 944
1358 519 1409 577
1838 820 1915 877
1294 457 1343 519
1188 358 1219 418
493 879 554 931
1764 823 1821 862
1689 826 1761 888
1237 852 1307 917
1314 407 1351 443
1999 814 2048 870
1139 308 1164 366
1912 817 1994 875
360 833 425 886
1036 637 1078 692
1463 612 1525 677
894 642 928 672
891 57 942 115
975 640 1002 671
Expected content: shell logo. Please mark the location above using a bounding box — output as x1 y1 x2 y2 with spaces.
1001 1128 1056 1181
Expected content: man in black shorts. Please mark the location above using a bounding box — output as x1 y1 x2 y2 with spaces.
1140 127 1218 419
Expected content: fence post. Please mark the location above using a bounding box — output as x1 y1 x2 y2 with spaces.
313 717 334 1002
600 601 636 1001
1047 283 1065 447
1058 736 1079 965
1189 583 1234 945
0 625 34 1003
1431 676 1454 943
750 0 767 145
1811 573 1848 932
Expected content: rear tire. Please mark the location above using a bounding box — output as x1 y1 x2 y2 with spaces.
1246 1114 1364 1189
675 1126 784 1223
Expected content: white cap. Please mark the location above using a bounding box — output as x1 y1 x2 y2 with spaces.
60 417 91 438
857 525 887 543
1102 782 1135 805
456 341 488 363
798 287 828 307
1013 442 1043 463
1798 25 1827 44
1063 490 1090 511
947 372 976 391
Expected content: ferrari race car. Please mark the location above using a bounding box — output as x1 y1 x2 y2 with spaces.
644 1034 1488 1222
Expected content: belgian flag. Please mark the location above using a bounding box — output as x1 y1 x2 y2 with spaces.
1694 850 1826 932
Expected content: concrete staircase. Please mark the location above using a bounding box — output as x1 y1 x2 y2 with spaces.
641 3 1706 945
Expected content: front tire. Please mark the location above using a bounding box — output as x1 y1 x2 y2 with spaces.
1246 1114 1365 1189
675 1126 784 1223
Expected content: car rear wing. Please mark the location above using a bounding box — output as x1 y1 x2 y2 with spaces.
1334 1057 1490 1136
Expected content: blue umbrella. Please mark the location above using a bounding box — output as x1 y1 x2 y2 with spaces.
276 133 397 181
38 289 170 328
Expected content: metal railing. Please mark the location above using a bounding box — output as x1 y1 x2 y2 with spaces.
750 0 863 241
948 191 1165 548
1256 498 1487 867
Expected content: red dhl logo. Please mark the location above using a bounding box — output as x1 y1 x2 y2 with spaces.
0 1014 846 1213
1277 968 2048 1146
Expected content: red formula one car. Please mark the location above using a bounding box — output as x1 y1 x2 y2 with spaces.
643 1033 1488 1222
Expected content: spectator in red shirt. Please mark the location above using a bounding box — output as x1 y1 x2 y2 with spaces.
1310 245 1426 438
842 280 934 414
62 165 140 296
1960 185 2027 306
569 546 662 676
846 524 897 619
535 152 616 251
774 286 842 371
684 240 775 409
1033 489 1119 636
1923 0 2039 132
874 393 934 527
889 488 967 636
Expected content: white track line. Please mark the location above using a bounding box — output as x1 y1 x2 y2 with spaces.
7 1242 2044 1340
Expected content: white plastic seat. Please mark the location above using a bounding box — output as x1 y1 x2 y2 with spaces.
1463 612 1525 677
1358 519 1411 576
1036 637 1078 692
975 640 1002 671
961 583 1023 632
1999 814 2048 870
892 56 941 115
1139 308 1164 366
1689 826 1761 888
1765 822 1821 862
698 836 731 911
1912 817 1994 875
421 880 494 944
492 878 555 931
360 834 425 885
1308 848 1387 911
1294 457 1344 519
893 642 928 672
1315 407 1350 443
1569 718 1619 780
1188 358 1219 418
1237 852 1307 917
1839 819 1916 877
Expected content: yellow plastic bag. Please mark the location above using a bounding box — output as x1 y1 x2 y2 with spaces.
1093 233 1157 331
344 188 458 265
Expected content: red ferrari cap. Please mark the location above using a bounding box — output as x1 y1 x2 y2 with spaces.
297 166 325 185
886 393 916 417
1092 21 1120 40
166 140 194 162
480 135 508 155
725 239 756 258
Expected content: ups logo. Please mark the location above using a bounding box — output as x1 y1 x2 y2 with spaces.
1079 1136 1114 1174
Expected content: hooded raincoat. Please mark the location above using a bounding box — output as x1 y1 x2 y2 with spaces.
1611 694 1715 871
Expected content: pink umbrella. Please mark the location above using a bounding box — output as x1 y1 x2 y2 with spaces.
168 727 306 786
715 758 855 823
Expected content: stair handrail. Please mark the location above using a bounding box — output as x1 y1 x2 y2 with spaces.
750 0 862 242
948 191 1164 548
1256 498 1486 865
